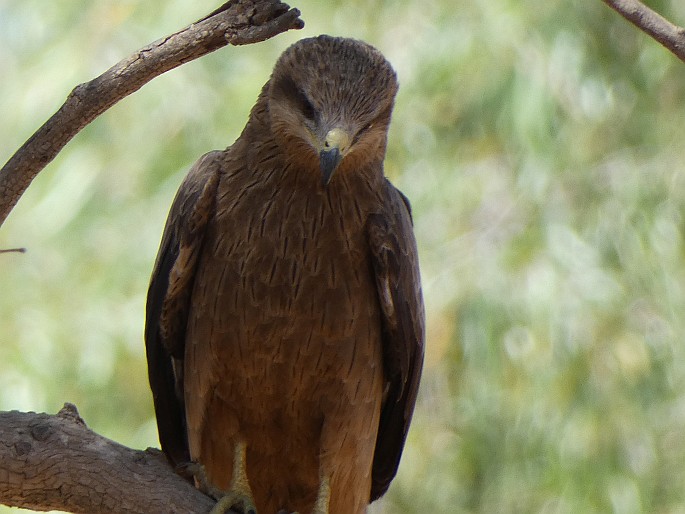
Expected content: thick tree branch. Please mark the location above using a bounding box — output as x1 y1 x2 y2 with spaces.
0 0 303 227
603 0 685 61
0 404 219 513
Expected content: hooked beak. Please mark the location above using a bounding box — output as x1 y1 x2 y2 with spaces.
318 128 351 186
320 147 342 186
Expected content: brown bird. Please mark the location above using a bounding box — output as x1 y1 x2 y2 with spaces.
145 35 424 514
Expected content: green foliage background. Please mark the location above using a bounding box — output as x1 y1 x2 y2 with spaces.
2 1 685 512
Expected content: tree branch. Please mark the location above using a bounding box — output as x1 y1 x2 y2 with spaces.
0 404 218 513
603 0 685 61
0 0 303 227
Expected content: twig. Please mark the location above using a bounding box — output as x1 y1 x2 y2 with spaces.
0 0 303 227
603 0 685 61
0 248 26 254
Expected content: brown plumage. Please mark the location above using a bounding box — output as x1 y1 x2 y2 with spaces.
145 35 424 514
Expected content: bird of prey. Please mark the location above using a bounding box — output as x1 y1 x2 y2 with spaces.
145 35 424 514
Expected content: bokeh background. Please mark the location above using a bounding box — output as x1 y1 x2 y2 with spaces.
2 0 685 512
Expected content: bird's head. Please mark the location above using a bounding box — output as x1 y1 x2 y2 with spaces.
267 35 398 186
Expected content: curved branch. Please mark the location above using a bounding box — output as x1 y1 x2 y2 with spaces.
0 0 303 226
603 0 685 61
0 404 218 513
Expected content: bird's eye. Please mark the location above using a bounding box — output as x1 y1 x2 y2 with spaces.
296 90 317 121
272 74 318 122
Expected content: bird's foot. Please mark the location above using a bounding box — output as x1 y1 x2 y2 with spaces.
195 440 258 514
209 491 258 514
186 461 257 514
184 462 223 499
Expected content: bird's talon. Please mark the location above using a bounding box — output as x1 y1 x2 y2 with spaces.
209 492 258 514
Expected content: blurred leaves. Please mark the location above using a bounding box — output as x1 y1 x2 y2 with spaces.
2 0 685 513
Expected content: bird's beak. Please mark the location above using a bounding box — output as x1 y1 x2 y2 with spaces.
320 147 342 186
319 128 351 186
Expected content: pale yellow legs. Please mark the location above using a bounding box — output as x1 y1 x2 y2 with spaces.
311 475 331 514
291 474 330 514
209 441 258 514
206 441 331 514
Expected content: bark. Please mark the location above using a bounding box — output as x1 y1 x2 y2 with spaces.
603 0 685 62
0 404 218 513
0 0 303 226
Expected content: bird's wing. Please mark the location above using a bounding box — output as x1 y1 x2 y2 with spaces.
367 183 425 500
145 151 222 468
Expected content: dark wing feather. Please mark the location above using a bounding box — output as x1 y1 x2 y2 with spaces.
145 151 222 468
368 181 425 500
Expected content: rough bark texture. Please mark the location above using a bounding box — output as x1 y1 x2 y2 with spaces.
603 0 685 61
0 0 303 226
0 404 218 513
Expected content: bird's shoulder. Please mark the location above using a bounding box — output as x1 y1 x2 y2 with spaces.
374 178 416 236
163 151 223 233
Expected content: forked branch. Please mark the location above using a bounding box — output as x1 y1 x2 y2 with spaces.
0 0 303 226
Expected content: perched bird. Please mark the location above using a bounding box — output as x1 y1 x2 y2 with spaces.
145 35 424 514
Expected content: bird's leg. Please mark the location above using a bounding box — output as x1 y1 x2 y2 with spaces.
206 440 258 514
285 475 329 514
311 475 331 514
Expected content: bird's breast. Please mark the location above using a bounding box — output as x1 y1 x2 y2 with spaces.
189 170 384 398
